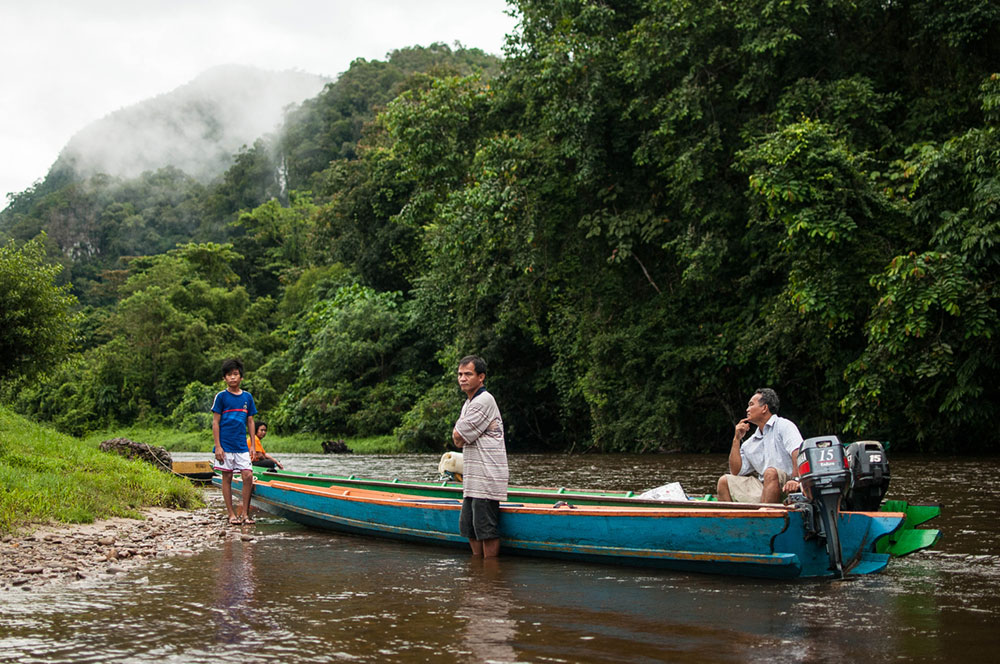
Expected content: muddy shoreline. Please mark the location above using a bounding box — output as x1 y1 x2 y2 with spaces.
0 487 251 591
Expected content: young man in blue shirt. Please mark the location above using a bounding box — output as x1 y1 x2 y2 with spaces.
211 358 258 524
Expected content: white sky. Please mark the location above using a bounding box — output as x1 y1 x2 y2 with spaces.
0 0 519 208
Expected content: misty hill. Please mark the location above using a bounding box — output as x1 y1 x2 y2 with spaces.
0 44 502 302
52 65 329 182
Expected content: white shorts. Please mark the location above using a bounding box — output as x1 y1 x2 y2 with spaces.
215 452 252 472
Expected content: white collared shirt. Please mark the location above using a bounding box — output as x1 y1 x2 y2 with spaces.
739 414 803 478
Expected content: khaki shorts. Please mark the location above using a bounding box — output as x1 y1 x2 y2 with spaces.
725 470 790 503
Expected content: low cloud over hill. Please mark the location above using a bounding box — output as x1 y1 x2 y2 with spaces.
52 64 329 182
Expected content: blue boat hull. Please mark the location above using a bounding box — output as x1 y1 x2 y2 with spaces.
219 477 900 579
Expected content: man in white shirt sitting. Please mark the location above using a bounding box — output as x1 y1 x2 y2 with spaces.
717 388 803 503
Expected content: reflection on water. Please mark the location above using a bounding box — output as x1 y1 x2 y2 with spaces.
457 559 517 663
1 454 998 663
211 538 257 647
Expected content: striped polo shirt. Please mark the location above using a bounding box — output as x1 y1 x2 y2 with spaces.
454 388 508 501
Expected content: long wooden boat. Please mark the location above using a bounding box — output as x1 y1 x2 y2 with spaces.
248 467 940 558
218 474 906 579
254 468 715 506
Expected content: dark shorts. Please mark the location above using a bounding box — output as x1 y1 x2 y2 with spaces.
459 497 501 541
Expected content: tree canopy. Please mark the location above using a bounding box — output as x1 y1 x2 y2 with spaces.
2 9 998 453
0 235 78 385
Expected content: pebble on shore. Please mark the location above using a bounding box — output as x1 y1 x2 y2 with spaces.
0 489 253 591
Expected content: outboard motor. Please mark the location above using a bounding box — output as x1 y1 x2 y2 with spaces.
797 435 851 577
843 441 890 512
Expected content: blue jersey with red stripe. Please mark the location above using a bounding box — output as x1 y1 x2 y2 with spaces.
211 389 258 453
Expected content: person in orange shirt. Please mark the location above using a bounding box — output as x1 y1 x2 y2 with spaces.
247 422 284 470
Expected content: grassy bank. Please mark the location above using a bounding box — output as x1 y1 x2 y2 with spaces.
80 428 407 454
0 406 204 536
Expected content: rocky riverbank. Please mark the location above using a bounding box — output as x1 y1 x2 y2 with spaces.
0 488 253 591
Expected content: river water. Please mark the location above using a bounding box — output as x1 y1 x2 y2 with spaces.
2 453 998 663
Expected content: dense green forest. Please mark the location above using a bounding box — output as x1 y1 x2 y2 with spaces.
2 1 999 454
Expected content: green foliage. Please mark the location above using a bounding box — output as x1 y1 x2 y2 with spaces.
385 75 495 224
275 263 353 319
170 381 217 433
842 79 1000 448
269 284 426 435
395 379 463 451
0 235 79 384
5 7 1000 454
206 139 283 220
312 155 421 293
231 193 319 298
11 242 274 435
843 251 998 450
280 43 502 191
0 169 209 306
733 117 909 422
340 435 409 454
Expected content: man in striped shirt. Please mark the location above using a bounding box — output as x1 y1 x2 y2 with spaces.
452 355 508 558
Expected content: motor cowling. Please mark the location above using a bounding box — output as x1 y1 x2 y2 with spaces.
798 435 851 502
843 441 890 511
